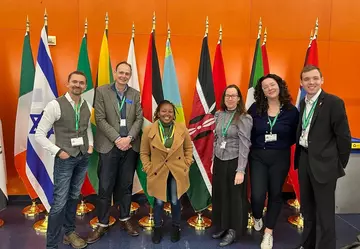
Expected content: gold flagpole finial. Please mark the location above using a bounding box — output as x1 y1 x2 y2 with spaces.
314 18 319 38
257 17 262 39
167 23 171 39
26 15 30 33
152 12 156 31
262 27 267 45
218 24 223 42
205 16 209 36
132 22 135 38
84 18 88 35
308 30 314 47
44 9 48 26
105 12 109 30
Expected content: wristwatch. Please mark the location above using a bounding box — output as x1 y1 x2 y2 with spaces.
128 135 134 141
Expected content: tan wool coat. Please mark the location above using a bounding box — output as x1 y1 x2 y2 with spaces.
140 120 193 202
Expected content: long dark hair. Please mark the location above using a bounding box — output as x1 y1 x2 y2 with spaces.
254 74 292 115
153 100 178 122
220 84 246 120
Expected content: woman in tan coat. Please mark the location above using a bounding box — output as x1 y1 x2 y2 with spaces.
140 100 193 244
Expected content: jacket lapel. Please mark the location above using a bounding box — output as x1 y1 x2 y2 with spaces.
297 99 305 140
148 121 168 153
166 122 185 159
309 90 325 131
108 83 121 118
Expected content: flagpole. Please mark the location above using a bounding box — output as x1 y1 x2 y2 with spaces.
33 10 50 233
20 16 46 218
138 12 158 230
187 17 212 230
75 18 96 217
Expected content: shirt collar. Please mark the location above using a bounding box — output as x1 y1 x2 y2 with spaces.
305 88 322 105
65 92 84 106
112 83 128 97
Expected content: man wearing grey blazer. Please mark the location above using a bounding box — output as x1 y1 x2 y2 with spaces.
87 61 143 244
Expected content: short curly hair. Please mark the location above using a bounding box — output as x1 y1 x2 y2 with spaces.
254 74 293 115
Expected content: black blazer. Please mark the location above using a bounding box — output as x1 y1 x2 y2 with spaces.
294 90 351 183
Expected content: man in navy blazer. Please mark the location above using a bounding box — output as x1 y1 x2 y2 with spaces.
293 65 351 249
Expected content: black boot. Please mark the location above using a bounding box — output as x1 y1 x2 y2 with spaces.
152 227 162 244
170 225 181 243
212 230 227 239
219 229 236 247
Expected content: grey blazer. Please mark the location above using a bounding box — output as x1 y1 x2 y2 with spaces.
94 83 143 153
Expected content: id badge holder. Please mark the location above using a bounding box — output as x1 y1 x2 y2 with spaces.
71 137 84 147
265 134 277 143
120 119 126 127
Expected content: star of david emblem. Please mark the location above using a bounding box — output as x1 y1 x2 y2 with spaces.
29 112 54 138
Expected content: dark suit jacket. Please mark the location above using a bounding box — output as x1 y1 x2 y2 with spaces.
94 83 143 153
294 90 351 183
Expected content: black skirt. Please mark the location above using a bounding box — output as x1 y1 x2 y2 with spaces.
212 156 248 235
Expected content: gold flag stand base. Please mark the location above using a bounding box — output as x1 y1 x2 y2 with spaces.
187 212 211 230
287 199 301 210
288 213 304 229
139 211 154 231
0 219 4 227
207 204 212 212
130 202 140 214
247 213 254 229
90 216 116 229
22 201 45 217
33 215 48 233
76 200 95 216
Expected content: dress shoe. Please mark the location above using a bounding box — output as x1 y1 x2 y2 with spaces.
119 219 139 237
212 230 227 239
87 226 108 244
63 232 87 249
219 229 236 247
171 225 181 243
152 227 162 244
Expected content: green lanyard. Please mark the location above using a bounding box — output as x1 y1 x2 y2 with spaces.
221 111 236 137
302 98 318 130
159 122 175 144
268 113 279 134
118 97 126 112
74 102 81 131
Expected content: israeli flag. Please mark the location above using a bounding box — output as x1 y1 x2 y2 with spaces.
26 25 58 211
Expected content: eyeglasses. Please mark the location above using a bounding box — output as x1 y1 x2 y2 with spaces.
225 94 238 99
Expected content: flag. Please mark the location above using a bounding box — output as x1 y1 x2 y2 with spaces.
0 120 8 211
127 35 142 194
212 40 227 110
77 30 97 196
245 31 264 109
136 30 163 208
163 38 185 123
262 36 270 75
288 34 319 203
14 26 38 199
187 35 215 212
96 29 113 88
26 25 58 211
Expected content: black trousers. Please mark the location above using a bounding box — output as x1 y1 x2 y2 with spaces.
299 147 337 249
249 148 290 229
212 157 248 235
97 147 138 224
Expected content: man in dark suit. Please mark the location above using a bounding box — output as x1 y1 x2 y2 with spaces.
293 65 351 249
87 61 143 244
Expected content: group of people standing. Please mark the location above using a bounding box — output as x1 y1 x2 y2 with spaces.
35 61 351 249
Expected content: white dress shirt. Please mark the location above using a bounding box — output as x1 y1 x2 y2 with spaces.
35 92 94 156
299 89 322 148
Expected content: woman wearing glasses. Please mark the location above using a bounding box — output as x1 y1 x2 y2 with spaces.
211 84 253 247
248 74 299 249
140 100 193 244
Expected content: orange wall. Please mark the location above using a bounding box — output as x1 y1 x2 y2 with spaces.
1 0 359 195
